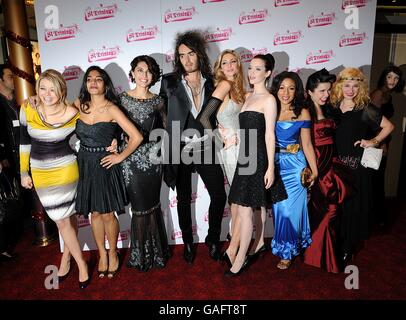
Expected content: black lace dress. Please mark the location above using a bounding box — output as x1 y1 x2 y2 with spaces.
331 104 382 253
228 111 287 208
75 119 127 217
119 92 170 271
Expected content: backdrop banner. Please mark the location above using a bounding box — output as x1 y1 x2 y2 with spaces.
34 0 377 250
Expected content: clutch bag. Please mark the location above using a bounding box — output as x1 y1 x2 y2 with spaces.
301 167 312 188
360 147 383 170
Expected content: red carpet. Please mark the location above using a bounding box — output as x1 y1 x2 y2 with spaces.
0 199 405 300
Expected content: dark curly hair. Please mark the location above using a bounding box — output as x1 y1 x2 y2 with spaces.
173 29 212 79
78 65 120 114
305 68 336 123
270 71 306 120
377 64 405 93
129 55 162 88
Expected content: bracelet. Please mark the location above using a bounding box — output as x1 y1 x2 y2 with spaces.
371 138 380 146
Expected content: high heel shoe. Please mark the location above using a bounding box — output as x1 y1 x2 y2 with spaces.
248 244 267 258
98 253 109 278
220 251 233 268
58 267 71 284
245 244 268 268
79 277 90 289
79 262 90 289
224 258 249 277
58 260 71 283
107 251 120 279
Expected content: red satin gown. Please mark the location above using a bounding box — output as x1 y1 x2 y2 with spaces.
304 119 353 273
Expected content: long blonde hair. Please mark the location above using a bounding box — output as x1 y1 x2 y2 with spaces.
213 49 245 105
330 67 370 110
35 69 68 106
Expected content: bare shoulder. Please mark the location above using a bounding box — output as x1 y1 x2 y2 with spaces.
66 104 79 115
299 107 311 120
217 80 232 91
106 103 120 112
73 98 80 109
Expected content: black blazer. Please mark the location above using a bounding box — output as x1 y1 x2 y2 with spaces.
159 72 214 189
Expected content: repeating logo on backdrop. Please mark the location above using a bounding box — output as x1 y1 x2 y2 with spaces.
78 216 90 228
306 50 334 65
239 9 269 24
239 48 268 63
171 225 198 240
44 24 79 42
168 192 199 208
274 0 301 7
204 27 233 43
62 66 81 81
339 32 367 47
308 12 336 28
127 25 159 42
164 6 197 23
342 0 370 9
88 46 121 63
84 3 118 21
165 50 174 63
274 30 303 45
118 229 130 242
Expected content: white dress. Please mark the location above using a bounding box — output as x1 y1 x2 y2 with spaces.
216 98 240 185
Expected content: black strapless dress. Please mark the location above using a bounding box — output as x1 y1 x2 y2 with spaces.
228 111 287 208
75 119 127 217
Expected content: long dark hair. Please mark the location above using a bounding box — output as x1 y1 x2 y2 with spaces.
78 65 120 114
173 30 212 79
305 68 336 122
377 64 405 93
270 71 306 120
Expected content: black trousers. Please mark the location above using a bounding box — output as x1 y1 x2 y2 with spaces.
175 158 226 244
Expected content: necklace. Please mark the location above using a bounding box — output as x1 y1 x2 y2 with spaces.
92 100 110 114
185 76 201 97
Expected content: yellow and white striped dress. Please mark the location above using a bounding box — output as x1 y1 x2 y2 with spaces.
19 102 79 221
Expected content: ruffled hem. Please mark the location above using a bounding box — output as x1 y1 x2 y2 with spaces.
271 233 312 260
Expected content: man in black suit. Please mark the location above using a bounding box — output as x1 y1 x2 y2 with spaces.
160 30 226 264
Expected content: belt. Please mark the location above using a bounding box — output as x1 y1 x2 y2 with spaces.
80 144 108 153
276 144 300 154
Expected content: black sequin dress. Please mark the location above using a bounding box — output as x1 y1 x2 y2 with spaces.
119 92 170 271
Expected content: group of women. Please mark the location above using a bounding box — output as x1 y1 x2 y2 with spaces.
19 47 402 288
20 56 170 289
199 51 399 276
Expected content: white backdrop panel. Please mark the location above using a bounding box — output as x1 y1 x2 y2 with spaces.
34 0 376 250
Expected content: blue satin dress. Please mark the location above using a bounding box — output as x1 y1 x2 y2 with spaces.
271 120 312 260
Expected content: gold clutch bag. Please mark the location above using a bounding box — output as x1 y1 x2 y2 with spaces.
301 167 312 188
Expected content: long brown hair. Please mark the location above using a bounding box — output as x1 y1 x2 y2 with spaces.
213 49 245 105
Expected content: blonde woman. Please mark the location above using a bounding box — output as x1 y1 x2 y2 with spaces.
20 69 89 288
330 67 394 264
197 49 245 266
